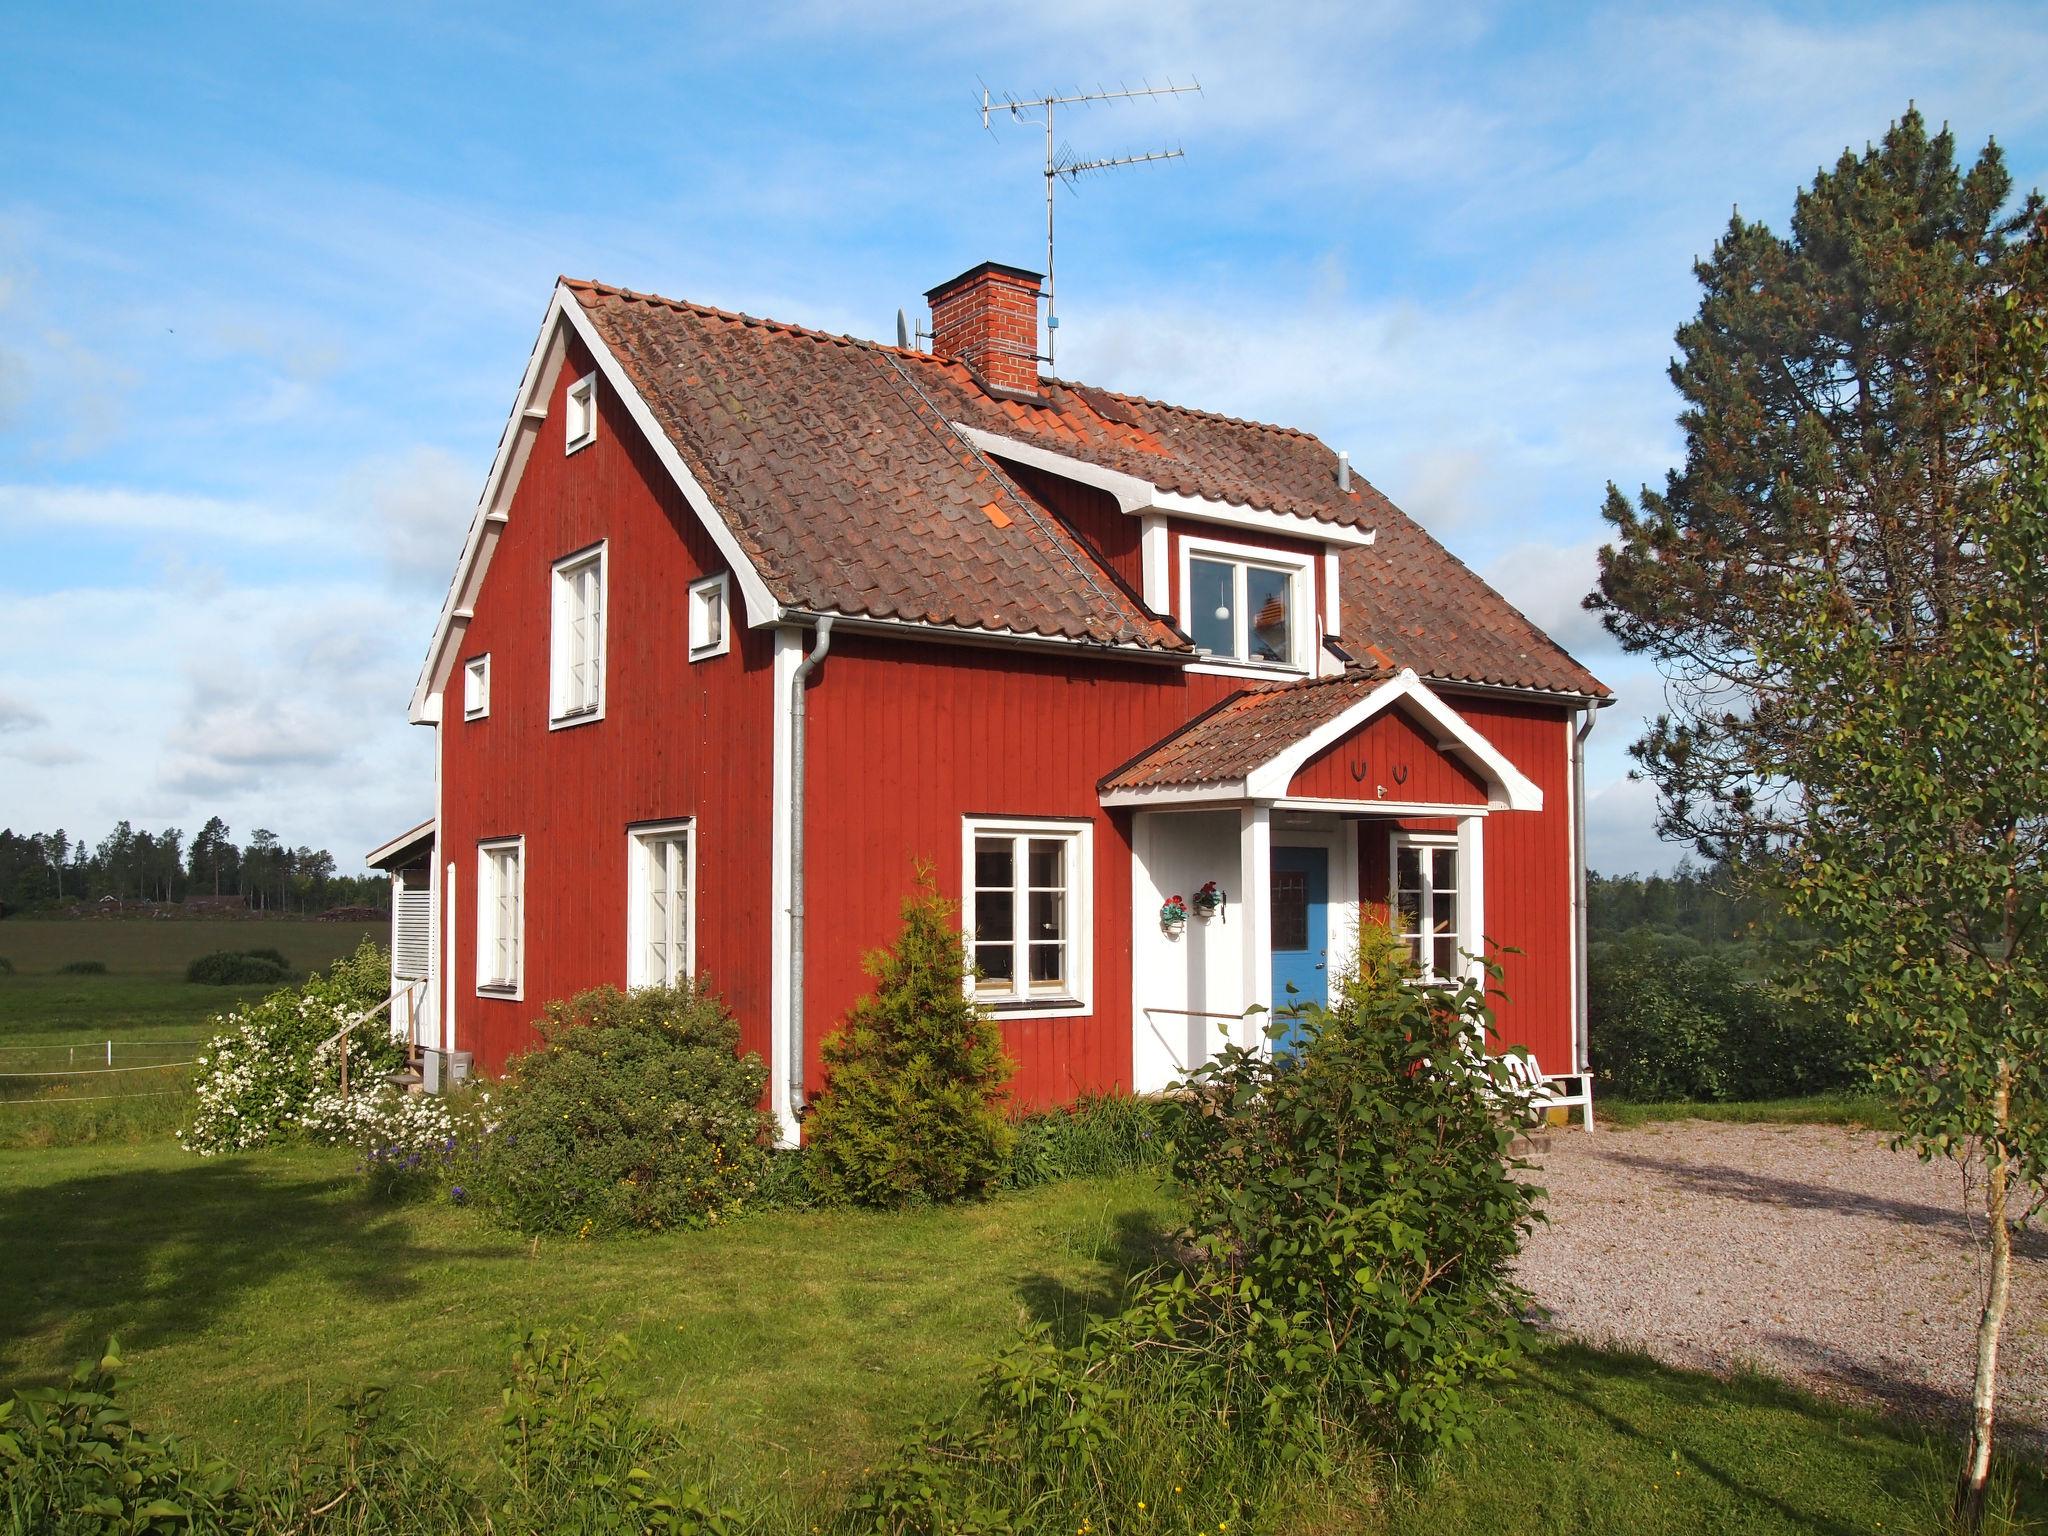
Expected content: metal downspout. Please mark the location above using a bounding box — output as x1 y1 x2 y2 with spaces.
1572 706 1597 1077
788 615 834 1124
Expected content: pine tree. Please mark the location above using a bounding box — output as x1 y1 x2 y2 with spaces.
805 874 1016 1208
1590 106 2044 859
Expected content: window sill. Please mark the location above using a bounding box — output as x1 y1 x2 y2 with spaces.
548 706 604 732
978 996 1088 1018
564 431 596 456
1184 658 1310 681
476 983 522 1001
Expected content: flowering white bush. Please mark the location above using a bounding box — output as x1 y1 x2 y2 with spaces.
180 938 400 1156
300 1085 459 1154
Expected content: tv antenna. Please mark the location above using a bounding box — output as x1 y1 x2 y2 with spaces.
980 78 1199 373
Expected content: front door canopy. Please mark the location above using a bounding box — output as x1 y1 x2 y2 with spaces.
1098 667 1542 814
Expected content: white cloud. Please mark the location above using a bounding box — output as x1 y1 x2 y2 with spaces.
1586 774 1681 877
0 483 327 549
350 446 478 592
1482 538 1612 657
0 691 45 733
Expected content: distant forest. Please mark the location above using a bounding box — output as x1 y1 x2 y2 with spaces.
1587 861 1777 952
0 819 389 916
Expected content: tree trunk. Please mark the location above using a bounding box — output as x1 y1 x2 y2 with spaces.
1957 1066 2013 1529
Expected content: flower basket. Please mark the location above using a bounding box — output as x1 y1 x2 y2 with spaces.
1160 894 1188 936
1191 880 1224 919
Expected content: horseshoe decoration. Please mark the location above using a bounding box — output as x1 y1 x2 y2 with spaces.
1391 764 1410 787
1348 759 1369 783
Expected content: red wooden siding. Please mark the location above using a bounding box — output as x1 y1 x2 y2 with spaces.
802 633 1240 1111
1354 695 1576 1073
439 335 778 1076
1004 462 1146 597
1289 705 1489 805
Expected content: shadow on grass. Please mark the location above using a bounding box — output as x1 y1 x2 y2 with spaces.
0 1154 493 1381
1014 1207 1179 1345
1520 1344 2048 1532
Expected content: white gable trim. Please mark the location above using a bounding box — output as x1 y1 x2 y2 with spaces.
954 424 1376 548
408 284 781 725
1246 669 1542 812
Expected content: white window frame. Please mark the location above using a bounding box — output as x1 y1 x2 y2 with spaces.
1177 533 1316 675
549 542 607 728
688 573 730 661
564 371 598 454
626 819 696 989
1388 829 1469 985
462 654 490 720
475 837 525 999
961 816 1093 1018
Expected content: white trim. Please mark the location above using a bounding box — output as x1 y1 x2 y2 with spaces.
1185 659 1313 682
474 836 524 1000
557 292 781 627
1240 805 1273 1052
366 818 436 870
564 370 598 454
626 819 696 989
1459 814 1486 989
548 541 608 728
462 654 490 720
1152 488 1376 546
1178 531 1317 673
441 856 456 1051
411 285 783 724
769 627 800 1146
787 607 1186 663
961 815 1094 1019
688 572 731 660
1248 670 1543 812
1323 548 1341 637
953 423 1377 547
1388 826 1475 985
953 425 1153 512
1140 514 1169 611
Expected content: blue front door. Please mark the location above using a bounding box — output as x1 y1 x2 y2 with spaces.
1270 846 1329 1052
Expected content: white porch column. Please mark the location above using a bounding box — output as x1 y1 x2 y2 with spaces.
1239 804 1273 1052
1457 813 1486 990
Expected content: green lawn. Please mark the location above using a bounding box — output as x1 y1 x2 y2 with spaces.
0 917 384 1047
0 1141 2038 1533
1599 1091 1905 1132
0 918 384 1148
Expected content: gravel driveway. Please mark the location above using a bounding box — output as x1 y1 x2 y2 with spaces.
1515 1120 2046 1451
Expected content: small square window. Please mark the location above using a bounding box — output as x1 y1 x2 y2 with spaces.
565 372 597 453
1180 540 1311 670
688 574 729 660
463 655 490 720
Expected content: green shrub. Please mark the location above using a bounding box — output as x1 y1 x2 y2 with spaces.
1589 932 1859 1100
57 959 107 975
842 936 1543 1531
240 946 289 969
460 983 769 1235
0 957 13 975
0 1333 741 1534
181 939 397 1155
1002 1092 1173 1189
185 951 289 985
0 1340 255 1533
805 878 1016 1209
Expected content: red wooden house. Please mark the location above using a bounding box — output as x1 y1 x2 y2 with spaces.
371 261 1610 1140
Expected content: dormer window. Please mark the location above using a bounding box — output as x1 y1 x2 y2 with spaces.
1180 536 1313 670
565 372 597 453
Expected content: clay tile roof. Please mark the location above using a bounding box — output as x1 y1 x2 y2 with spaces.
1337 517 1608 698
1100 668 1397 792
565 277 1607 696
566 280 1186 653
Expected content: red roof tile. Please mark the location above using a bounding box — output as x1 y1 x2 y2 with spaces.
1100 670 1396 792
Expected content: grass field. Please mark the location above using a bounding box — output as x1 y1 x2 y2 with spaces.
0 917 383 1148
0 1143 2038 1533
1599 1091 1906 1132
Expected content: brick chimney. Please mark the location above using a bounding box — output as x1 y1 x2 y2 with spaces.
925 261 1043 394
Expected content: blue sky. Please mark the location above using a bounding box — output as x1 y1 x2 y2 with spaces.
3 1 2044 873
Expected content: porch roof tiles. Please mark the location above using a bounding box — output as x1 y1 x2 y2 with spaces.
1099 669 1396 792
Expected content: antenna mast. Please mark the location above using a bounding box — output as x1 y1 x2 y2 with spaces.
980 78 1199 374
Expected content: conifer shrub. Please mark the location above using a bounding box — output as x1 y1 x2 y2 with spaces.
805 877 1017 1208
460 983 769 1235
185 950 289 985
